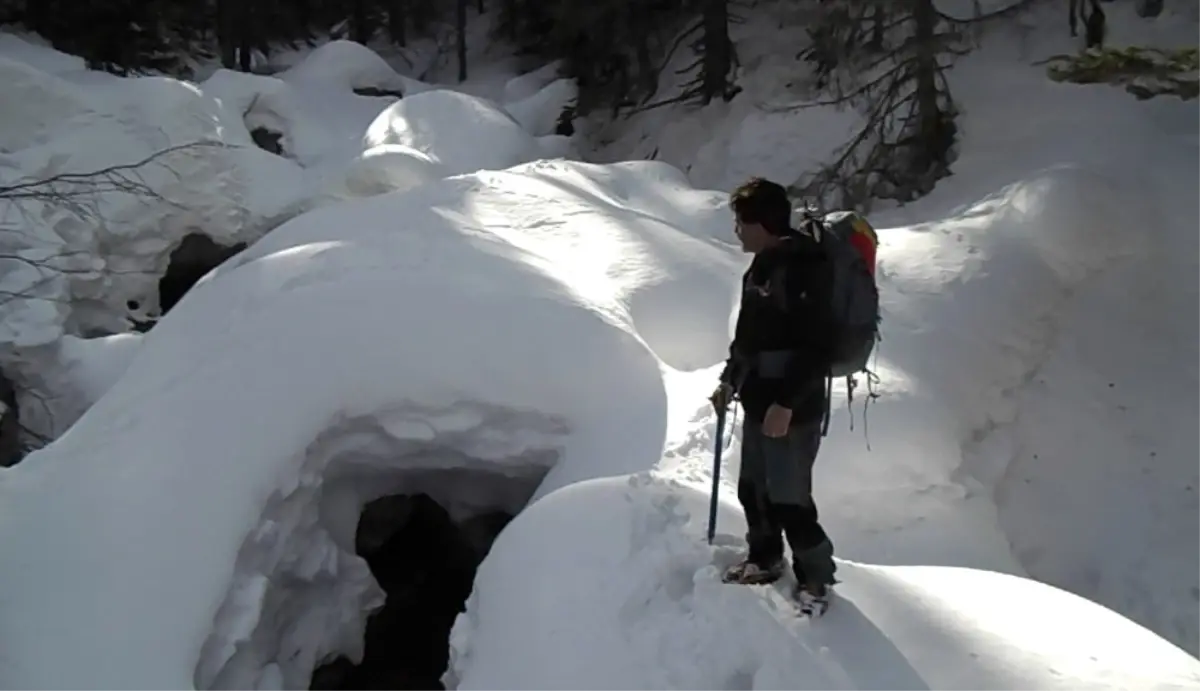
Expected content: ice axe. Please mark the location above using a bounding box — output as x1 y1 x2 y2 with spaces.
706 401 734 545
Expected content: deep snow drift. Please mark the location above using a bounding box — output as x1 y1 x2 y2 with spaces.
0 160 741 689
2 158 1198 689
0 35 579 439
450 473 1200 690
2 10 1199 691
591 0 1200 656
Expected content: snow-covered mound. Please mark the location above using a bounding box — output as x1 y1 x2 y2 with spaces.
593 0 1199 652
449 473 1200 690
0 32 590 448
3 154 1197 691
2 7 1196 687
318 143 446 201
0 32 575 355
0 31 88 76
0 160 740 690
364 89 544 176
0 55 96 151
200 69 314 161
280 39 429 98
504 78 577 137
0 73 263 344
502 61 563 104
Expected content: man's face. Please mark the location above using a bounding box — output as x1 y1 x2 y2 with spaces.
735 217 770 253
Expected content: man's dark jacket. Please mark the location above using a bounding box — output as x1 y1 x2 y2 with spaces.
720 231 834 424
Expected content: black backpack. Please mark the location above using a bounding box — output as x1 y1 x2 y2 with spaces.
772 208 882 437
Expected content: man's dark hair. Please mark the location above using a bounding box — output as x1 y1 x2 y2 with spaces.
730 177 792 236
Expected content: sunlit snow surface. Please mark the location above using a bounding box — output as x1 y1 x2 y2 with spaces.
0 8 1197 690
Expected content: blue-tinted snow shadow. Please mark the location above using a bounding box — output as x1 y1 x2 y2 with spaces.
807 597 930 690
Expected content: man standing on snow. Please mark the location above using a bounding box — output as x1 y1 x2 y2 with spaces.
711 177 837 617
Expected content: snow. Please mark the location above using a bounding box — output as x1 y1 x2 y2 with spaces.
0 159 740 690
280 39 429 99
0 55 97 152
502 60 564 104
7 333 147 438
504 78 577 137
363 89 546 177
0 31 88 77
450 473 1200 690
592 0 1200 656
0 30 582 437
0 6 1198 690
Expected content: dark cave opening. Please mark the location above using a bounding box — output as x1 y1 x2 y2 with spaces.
158 233 248 315
309 493 515 691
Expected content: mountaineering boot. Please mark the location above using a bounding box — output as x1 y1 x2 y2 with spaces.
793 582 832 618
722 555 785 585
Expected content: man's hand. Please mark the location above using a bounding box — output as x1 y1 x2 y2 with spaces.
710 382 735 411
762 404 792 438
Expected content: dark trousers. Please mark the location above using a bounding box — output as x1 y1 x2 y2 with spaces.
736 416 837 586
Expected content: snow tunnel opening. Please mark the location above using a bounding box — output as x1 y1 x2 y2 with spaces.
309 485 523 691
193 406 565 691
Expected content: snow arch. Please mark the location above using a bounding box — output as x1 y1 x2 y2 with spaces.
0 160 741 689
195 404 565 689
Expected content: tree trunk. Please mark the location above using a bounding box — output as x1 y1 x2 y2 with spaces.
218 0 236 68
456 0 468 82
389 0 406 45
505 0 517 40
351 0 369 44
700 0 731 104
910 0 945 174
238 0 254 72
869 2 885 50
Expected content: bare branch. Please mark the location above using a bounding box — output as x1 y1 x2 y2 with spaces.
0 140 227 201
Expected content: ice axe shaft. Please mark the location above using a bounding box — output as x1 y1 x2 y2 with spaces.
706 405 727 545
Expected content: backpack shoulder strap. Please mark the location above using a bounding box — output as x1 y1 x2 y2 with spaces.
768 234 825 314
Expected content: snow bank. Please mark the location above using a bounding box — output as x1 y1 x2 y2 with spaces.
1 34 580 443
450 473 1200 689
0 31 88 76
502 61 563 104
595 0 1199 651
363 89 544 176
3 333 146 437
2 11 1195 689
199 69 319 162
5 153 1195 691
899 13 1200 652
0 63 311 349
504 78 577 137
281 39 428 98
0 159 740 690
0 76 245 344
0 55 95 151
0 35 438 357
316 144 445 201
55 333 144 402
